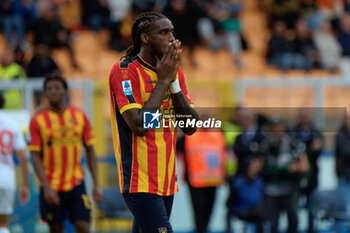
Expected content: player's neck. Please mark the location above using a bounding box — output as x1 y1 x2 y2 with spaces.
139 49 156 67
48 102 67 114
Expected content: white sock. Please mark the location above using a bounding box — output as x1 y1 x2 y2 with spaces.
0 227 10 233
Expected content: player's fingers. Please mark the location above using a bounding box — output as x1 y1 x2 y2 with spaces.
53 193 60 205
161 43 171 61
178 49 182 61
172 42 180 60
46 197 54 205
20 189 29 204
94 192 103 202
175 40 181 50
175 47 181 60
173 47 178 60
168 42 176 60
164 42 173 61
174 47 182 61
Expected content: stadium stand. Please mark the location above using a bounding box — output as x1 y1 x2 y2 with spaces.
2 0 350 232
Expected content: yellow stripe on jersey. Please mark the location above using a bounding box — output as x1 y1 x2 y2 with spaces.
36 114 50 178
120 103 143 115
63 110 74 191
167 130 177 196
27 145 40 151
48 112 61 190
136 136 148 192
137 68 150 103
156 131 166 195
74 111 85 181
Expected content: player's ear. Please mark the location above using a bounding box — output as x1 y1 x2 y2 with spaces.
141 33 150 44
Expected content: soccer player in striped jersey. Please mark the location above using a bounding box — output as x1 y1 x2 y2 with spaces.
109 12 198 233
29 74 102 233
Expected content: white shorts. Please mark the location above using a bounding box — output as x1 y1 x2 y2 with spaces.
0 188 15 215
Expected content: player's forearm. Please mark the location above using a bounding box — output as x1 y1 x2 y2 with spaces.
85 146 99 187
31 152 51 188
124 80 170 137
171 92 198 135
17 150 29 187
143 80 171 110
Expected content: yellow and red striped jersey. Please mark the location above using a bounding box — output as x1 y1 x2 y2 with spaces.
28 106 94 191
109 54 193 196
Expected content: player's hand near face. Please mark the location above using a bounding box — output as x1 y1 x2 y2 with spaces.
156 39 182 84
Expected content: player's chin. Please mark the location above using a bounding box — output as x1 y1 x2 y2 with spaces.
48 96 63 105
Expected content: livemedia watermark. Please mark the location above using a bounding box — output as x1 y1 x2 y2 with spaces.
143 109 222 130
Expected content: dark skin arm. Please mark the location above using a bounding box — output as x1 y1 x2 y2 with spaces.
31 151 60 205
122 79 171 137
171 91 198 135
84 145 103 202
16 149 30 204
122 40 198 136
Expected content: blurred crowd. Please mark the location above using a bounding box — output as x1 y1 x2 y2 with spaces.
223 108 321 233
177 106 350 233
0 0 246 108
221 107 350 233
2 0 350 88
264 0 350 73
0 0 246 73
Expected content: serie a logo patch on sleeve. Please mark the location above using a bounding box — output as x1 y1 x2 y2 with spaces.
122 80 133 96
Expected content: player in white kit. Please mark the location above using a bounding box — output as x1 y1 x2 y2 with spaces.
0 93 29 233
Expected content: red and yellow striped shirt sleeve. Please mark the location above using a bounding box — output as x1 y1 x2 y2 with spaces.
28 117 41 152
178 67 193 106
109 63 143 115
82 113 94 146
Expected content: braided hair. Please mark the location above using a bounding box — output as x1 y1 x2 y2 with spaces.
123 12 167 59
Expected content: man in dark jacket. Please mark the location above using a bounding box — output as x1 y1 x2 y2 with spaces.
33 4 79 69
233 108 266 174
294 108 323 233
336 110 350 222
27 43 61 106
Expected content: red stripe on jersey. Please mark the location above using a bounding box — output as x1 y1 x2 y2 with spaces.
47 147 55 184
146 130 158 193
58 114 67 190
42 111 52 128
111 93 124 190
58 114 66 136
69 107 78 125
42 111 54 183
162 127 172 195
130 134 139 192
139 66 154 93
169 131 177 194
59 147 68 190
71 146 78 187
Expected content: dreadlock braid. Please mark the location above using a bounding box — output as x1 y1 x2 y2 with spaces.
123 12 167 59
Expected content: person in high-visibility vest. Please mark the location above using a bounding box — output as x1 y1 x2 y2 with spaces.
0 49 26 109
222 106 243 180
177 127 226 233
